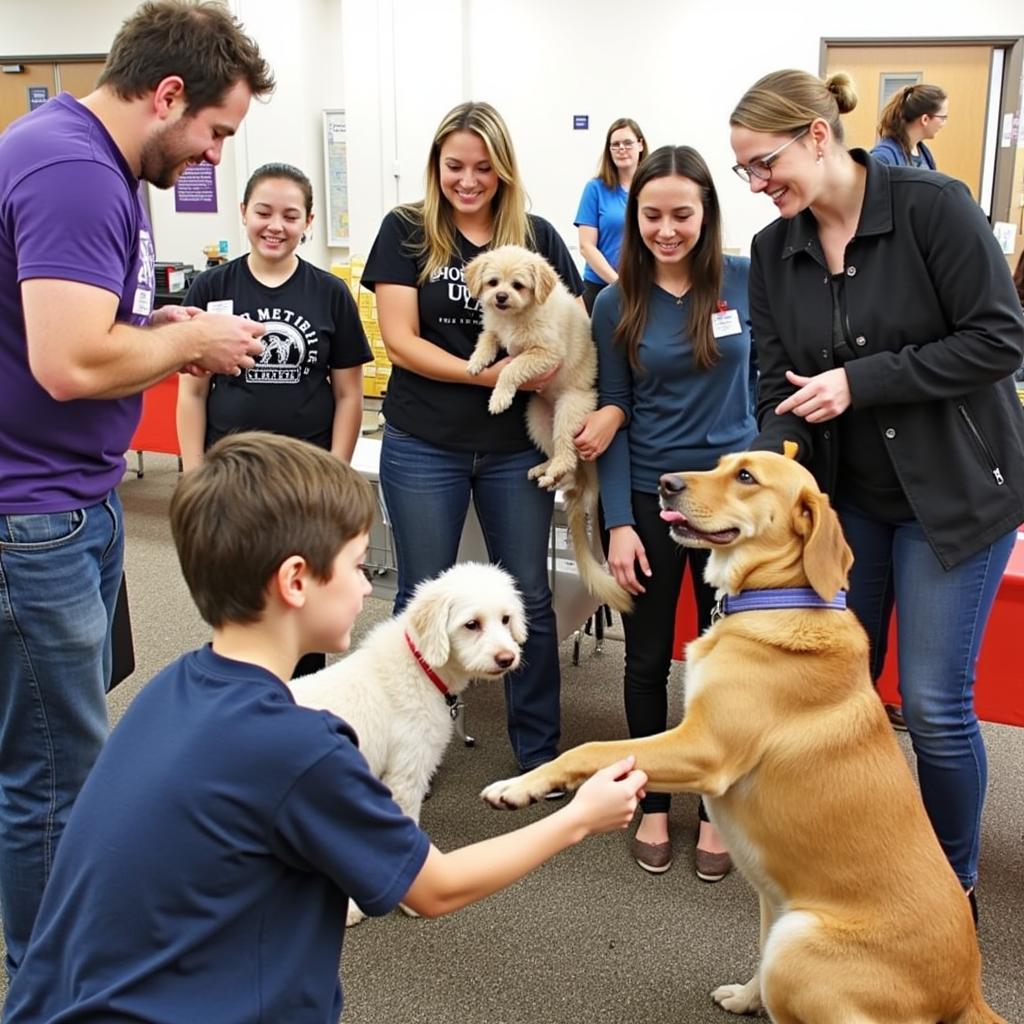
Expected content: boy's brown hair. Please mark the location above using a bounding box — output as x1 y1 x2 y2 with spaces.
170 432 375 628
99 0 275 114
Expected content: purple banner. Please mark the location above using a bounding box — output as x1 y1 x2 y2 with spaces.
174 162 218 213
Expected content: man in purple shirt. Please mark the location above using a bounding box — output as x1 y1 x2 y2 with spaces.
0 0 274 977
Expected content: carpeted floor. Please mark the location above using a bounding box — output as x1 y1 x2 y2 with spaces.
2 451 1021 1023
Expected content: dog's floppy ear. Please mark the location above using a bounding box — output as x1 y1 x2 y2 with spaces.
792 487 853 601
508 595 528 646
532 257 559 305
464 255 489 299
406 584 453 666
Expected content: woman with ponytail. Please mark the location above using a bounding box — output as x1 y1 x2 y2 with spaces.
729 69 1024 917
871 83 947 168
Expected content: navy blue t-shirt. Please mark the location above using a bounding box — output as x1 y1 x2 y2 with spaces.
4 647 431 1024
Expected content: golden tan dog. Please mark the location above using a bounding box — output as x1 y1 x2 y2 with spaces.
464 244 630 613
481 451 1005 1024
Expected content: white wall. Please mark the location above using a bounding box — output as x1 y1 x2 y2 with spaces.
343 0 1024 259
6 0 1022 264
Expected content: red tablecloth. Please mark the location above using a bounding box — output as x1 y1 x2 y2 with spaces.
129 374 180 456
673 531 1024 728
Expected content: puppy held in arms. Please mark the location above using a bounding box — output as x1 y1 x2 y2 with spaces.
289 562 526 926
481 452 1006 1024
464 244 631 613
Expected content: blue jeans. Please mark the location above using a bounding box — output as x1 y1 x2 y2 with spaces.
837 506 1015 888
0 492 123 976
380 426 560 769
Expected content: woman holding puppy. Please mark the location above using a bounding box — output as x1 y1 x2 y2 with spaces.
361 102 582 777
575 118 647 313
591 146 757 878
729 69 1024 911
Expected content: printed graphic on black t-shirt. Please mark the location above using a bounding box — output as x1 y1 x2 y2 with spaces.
361 213 582 453
184 257 371 450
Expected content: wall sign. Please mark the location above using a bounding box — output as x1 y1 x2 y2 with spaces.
174 162 218 213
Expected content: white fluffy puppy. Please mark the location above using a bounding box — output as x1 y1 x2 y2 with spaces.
288 561 526 925
464 245 631 613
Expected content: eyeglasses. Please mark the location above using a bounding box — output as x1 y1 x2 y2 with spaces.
929 113 949 122
609 140 638 151
732 127 810 183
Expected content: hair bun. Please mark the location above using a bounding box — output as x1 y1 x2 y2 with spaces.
825 72 858 115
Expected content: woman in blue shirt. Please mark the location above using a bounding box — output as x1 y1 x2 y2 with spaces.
591 146 757 880
870 83 947 169
575 118 647 313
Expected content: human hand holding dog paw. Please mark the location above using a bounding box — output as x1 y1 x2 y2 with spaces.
564 756 647 836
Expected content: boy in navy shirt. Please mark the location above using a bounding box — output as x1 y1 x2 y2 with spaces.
3 432 645 1024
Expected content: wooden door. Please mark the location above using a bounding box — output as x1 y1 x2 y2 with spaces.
825 44 992 199
0 63 55 132
0 60 105 133
56 61 105 99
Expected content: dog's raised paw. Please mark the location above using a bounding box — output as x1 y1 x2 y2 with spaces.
527 461 551 481
488 389 515 415
711 981 762 1015
480 777 536 809
466 355 487 376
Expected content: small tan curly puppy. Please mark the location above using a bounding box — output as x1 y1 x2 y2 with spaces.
464 245 630 613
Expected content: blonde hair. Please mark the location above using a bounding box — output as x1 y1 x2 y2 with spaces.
397 101 533 284
730 69 857 143
597 117 647 188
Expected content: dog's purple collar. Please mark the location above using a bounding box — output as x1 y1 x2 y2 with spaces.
715 587 847 621
404 631 460 720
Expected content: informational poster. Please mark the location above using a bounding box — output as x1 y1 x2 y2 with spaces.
322 109 349 247
174 162 218 213
27 86 49 111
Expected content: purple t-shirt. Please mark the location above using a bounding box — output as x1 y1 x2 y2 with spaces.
0 92 155 513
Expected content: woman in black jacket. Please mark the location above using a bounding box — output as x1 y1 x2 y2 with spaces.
728 68 1024 907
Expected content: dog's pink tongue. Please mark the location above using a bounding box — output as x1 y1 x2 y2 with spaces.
659 510 687 524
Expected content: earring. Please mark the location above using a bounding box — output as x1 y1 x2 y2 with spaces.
816 151 823 164
300 232 307 244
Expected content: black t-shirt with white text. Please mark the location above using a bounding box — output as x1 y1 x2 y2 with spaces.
361 212 583 452
184 257 371 450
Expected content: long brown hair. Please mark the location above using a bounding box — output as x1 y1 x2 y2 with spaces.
397 101 533 284
615 146 723 372
597 117 647 188
877 83 947 160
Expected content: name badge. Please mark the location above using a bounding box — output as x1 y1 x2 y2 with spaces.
206 299 234 315
711 307 741 339
132 288 153 317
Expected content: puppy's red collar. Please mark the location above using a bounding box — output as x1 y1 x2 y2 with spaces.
404 631 460 720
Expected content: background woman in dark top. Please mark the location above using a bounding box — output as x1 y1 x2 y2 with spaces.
362 102 583 776
730 69 1024 912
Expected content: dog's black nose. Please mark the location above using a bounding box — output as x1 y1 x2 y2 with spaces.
495 653 516 670
495 291 509 303
659 473 687 497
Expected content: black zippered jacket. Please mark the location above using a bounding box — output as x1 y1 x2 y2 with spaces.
750 149 1024 569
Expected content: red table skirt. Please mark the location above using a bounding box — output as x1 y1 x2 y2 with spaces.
129 374 181 456
672 531 1024 728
